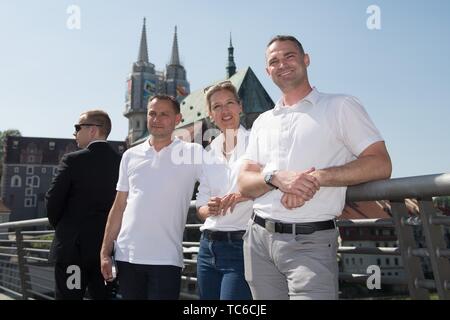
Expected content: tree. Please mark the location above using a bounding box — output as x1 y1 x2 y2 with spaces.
0 129 22 182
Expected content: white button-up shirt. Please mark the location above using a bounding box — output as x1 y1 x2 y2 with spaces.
196 126 253 231
244 88 383 223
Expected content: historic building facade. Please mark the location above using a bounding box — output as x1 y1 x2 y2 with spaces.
0 136 126 222
128 22 274 147
125 19 191 145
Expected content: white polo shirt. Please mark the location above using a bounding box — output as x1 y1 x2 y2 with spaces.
196 126 253 232
114 138 203 267
245 88 383 223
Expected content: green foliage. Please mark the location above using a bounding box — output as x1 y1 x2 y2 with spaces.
28 233 54 250
0 129 22 180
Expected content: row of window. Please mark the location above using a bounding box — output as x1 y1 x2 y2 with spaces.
13 166 58 175
348 242 398 248
11 175 40 188
12 141 56 150
10 168 58 188
382 272 399 277
344 257 400 266
344 228 396 237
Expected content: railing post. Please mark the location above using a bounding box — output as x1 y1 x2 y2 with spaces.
15 229 31 300
391 201 429 299
419 199 450 300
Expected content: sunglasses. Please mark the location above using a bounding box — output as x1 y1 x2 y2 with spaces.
74 123 103 132
203 80 233 94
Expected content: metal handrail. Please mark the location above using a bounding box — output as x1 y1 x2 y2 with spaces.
0 174 446 231
0 173 449 300
346 173 450 201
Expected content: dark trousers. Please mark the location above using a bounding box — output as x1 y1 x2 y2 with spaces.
116 261 181 300
54 261 112 300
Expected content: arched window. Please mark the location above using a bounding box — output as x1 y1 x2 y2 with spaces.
11 175 22 188
31 176 40 187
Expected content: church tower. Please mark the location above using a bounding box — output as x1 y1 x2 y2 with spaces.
124 18 164 144
226 33 236 78
165 26 190 102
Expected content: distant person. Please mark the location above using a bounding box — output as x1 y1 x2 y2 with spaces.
46 110 121 300
196 81 253 300
238 35 392 299
100 95 203 300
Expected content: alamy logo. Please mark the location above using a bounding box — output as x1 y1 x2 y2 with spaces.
366 5 381 30
366 265 381 290
66 5 81 30
66 265 81 290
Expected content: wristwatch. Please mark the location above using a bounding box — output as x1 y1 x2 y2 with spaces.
264 171 278 189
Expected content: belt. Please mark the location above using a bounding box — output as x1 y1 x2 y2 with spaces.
202 230 246 241
252 213 336 235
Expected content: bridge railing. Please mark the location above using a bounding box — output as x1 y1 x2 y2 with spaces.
0 173 449 300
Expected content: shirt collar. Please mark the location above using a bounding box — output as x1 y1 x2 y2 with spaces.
210 125 249 159
273 87 320 115
142 136 181 153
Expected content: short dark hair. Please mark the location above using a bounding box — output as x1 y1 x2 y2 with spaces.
267 35 305 55
81 110 112 138
148 94 180 114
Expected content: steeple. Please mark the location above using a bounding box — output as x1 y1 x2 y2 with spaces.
165 26 189 101
137 18 149 63
126 18 160 145
226 32 236 78
169 25 180 65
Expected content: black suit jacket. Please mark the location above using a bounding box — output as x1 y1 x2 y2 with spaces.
46 142 121 264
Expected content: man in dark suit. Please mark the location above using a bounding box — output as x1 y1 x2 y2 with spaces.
46 110 121 300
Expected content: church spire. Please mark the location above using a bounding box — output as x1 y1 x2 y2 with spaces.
226 32 236 78
137 18 149 63
169 25 180 65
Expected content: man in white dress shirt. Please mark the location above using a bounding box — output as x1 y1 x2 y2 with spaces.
238 35 392 300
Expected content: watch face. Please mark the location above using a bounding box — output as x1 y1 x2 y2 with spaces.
264 173 272 184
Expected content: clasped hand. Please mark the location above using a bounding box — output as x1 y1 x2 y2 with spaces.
276 168 321 210
207 192 252 216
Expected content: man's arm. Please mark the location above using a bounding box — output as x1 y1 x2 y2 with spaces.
45 155 71 228
100 191 127 281
238 161 320 200
312 141 392 186
238 161 273 199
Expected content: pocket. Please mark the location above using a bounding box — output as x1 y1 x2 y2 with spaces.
291 230 338 258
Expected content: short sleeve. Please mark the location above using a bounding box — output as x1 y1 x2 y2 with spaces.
242 116 261 163
335 96 384 156
116 151 130 192
195 163 211 208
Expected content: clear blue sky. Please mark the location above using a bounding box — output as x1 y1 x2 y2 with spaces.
1 0 449 178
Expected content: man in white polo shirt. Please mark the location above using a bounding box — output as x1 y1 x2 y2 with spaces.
100 94 203 299
238 35 392 300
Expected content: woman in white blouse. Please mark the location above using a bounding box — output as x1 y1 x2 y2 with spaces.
195 81 253 300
